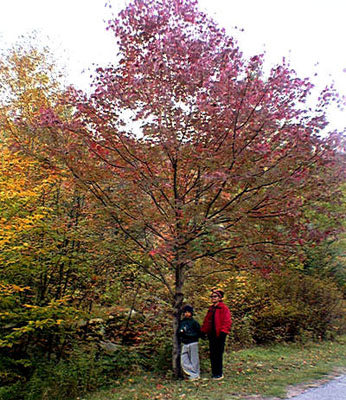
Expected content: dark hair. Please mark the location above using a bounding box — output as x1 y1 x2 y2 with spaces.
182 305 194 315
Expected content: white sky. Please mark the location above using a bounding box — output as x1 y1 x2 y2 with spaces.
0 0 345 132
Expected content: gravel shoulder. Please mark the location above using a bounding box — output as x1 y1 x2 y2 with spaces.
240 368 346 400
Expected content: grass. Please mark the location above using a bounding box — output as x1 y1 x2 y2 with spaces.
83 336 346 400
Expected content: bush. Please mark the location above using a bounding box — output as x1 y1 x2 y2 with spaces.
26 345 142 400
229 314 255 347
225 270 345 346
0 341 146 400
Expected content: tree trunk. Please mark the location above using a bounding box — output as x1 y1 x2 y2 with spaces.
172 308 182 379
172 263 185 379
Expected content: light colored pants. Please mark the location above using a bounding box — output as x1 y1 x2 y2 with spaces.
181 342 200 379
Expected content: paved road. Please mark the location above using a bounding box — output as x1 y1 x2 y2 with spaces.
287 375 346 400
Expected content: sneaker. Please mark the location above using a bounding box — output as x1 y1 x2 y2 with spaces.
212 375 224 380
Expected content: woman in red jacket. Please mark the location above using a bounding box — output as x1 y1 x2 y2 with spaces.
201 289 232 380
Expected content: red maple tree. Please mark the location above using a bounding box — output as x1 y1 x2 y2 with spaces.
38 0 344 375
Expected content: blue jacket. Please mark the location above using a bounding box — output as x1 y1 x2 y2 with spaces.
178 317 201 344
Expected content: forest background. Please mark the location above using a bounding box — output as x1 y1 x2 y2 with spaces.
0 0 345 399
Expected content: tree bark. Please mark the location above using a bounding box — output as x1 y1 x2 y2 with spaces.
172 263 185 379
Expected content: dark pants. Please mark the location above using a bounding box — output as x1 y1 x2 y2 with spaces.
209 334 226 377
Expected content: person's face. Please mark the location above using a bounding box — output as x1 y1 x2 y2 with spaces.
210 293 220 305
184 310 192 319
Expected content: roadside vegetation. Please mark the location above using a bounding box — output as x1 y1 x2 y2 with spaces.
1 1 345 399
85 337 346 400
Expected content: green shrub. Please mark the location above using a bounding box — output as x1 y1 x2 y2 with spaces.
0 342 146 400
148 340 172 372
225 270 345 346
229 314 255 347
0 381 24 400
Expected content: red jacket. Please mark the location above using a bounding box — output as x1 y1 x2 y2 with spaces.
201 301 232 338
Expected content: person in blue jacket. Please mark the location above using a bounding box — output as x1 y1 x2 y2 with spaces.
178 305 201 381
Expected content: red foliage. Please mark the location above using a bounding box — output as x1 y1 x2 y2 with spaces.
35 0 345 374
54 0 343 272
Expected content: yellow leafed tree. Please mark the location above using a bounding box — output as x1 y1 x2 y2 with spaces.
0 145 58 252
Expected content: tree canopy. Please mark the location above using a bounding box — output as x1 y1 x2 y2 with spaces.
31 0 345 375
1 0 344 378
